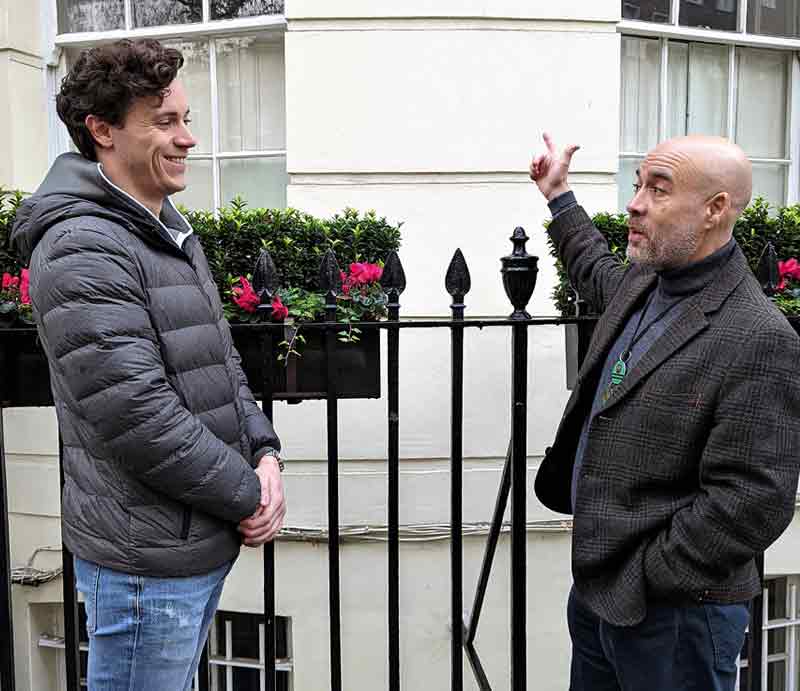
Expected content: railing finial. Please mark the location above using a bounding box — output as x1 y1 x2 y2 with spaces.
501 227 539 320
757 241 780 297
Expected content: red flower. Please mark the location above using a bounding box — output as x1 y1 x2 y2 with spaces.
271 295 289 321
1 273 11 291
231 276 259 313
19 269 30 305
780 258 800 281
347 262 383 285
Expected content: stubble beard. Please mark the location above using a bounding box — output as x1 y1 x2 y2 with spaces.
626 223 701 271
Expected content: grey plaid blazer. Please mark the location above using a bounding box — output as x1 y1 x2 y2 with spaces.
535 206 800 627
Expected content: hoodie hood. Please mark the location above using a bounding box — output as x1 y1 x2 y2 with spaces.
11 152 192 264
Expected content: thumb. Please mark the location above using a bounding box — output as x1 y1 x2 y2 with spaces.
562 144 580 167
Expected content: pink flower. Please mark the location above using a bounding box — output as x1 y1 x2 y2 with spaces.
271 295 289 321
19 269 30 305
1 273 11 291
347 262 382 285
780 258 800 281
231 276 259 314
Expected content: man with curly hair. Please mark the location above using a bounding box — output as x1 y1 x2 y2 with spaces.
10 39 285 690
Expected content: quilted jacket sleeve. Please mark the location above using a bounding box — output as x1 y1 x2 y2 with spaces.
644 316 800 597
548 205 631 314
32 226 261 523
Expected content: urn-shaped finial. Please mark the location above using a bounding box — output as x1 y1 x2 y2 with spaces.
501 227 538 320
757 241 780 297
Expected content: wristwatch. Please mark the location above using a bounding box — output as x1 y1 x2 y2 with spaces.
263 449 284 472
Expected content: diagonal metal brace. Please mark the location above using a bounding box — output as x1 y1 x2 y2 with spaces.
461 439 513 691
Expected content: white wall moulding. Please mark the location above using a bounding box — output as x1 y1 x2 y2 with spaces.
0 0 43 56
286 30 620 174
286 0 620 22
289 18 619 33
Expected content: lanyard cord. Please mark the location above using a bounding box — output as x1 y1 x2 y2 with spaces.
619 290 692 362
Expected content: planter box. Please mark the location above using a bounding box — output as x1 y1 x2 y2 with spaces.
0 328 52 407
0 324 381 407
230 324 381 402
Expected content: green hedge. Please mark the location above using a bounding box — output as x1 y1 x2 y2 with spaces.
186 197 402 295
549 197 800 316
0 191 402 307
0 189 24 277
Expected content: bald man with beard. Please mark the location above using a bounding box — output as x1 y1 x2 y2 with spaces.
530 134 800 691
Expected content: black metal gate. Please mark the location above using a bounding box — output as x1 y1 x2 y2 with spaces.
0 228 769 691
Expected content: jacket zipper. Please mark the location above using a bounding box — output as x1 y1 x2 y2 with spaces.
180 507 191 540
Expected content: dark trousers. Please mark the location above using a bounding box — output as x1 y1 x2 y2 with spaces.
567 587 750 691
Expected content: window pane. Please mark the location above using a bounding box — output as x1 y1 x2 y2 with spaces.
58 0 124 33
172 159 214 211
748 0 800 37
212 0 285 19
768 660 787 691
220 157 287 209
667 42 689 138
736 48 788 159
768 627 787 654
133 0 202 27
620 37 660 154
618 157 640 212
768 578 789 620
217 35 286 153
686 43 728 136
752 163 787 205
680 0 739 31
622 0 672 22
165 41 212 155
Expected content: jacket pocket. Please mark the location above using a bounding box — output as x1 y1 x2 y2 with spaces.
73 557 100 637
704 602 750 673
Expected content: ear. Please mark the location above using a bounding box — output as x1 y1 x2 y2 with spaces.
705 192 730 228
85 114 115 151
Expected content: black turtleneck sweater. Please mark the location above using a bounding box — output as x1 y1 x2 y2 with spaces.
548 193 738 510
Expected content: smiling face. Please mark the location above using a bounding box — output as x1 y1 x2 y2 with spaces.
91 79 196 217
625 136 751 271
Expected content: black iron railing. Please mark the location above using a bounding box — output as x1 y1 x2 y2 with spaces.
0 234 782 691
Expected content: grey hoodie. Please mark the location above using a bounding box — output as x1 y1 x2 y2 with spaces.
11 153 279 576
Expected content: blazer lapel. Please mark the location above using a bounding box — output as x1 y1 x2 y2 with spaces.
597 301 708 412
577 270 657 379
596 244 751 413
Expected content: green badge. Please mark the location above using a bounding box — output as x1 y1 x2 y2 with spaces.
610 358 627 386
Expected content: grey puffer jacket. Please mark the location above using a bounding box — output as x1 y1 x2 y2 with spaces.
11 153 280 577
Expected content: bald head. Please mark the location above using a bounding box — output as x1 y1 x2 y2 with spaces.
647 135 752 217
626 136 752 269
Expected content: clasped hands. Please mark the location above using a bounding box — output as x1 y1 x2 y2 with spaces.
238 454 286 547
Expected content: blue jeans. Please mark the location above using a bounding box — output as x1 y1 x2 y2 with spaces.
567 586 750 691
74 556 232 691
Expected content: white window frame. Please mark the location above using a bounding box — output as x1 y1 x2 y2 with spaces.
735 576 800 691
206 612 293 691
618 0 800 207
41 0 288 213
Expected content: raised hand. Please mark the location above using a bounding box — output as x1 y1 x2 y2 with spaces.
529 132 580 202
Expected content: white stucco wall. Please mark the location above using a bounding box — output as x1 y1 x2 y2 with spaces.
5 1 800 691
0 0 47 193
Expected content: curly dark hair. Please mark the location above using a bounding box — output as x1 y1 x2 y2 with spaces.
56 39 184 161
